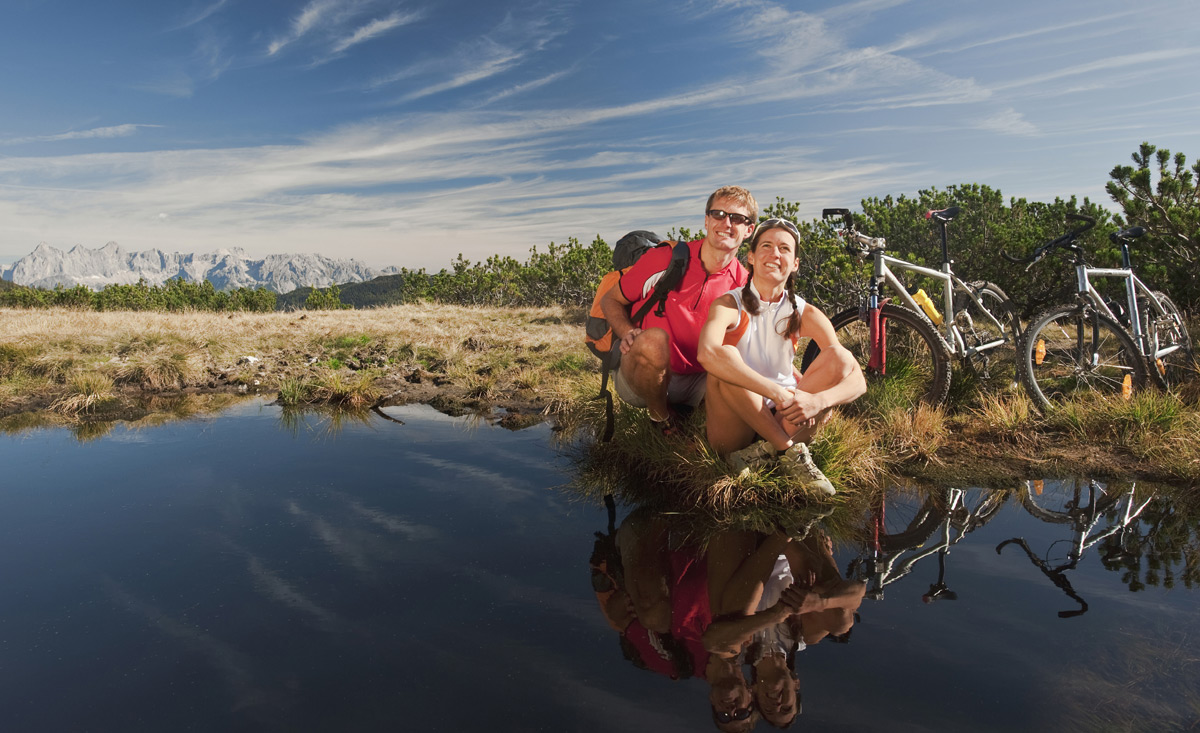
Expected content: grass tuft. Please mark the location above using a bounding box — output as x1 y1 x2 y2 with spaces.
50 371 115 415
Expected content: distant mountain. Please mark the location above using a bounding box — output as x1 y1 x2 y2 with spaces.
0 242 398 294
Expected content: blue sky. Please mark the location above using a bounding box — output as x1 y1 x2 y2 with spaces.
1 0 1198 271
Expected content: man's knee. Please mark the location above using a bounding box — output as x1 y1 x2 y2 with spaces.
627 328 670 368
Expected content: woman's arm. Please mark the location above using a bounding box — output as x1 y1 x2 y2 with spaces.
789 305 867 413
697 295 792 405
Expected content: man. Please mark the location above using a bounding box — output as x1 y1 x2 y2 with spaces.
601 186 756 433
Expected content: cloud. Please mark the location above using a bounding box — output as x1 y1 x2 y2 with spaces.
374 12 566 101
330 10 421 54
267 0 342 56
172 0 232 31
991 48 1200 92
917 10 1139 57
974 107 1040 137
1 124 161 145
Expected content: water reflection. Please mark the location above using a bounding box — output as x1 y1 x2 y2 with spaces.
998 480 1154 617
592 476 1197 730
591 500 865 731
846 486 1013 601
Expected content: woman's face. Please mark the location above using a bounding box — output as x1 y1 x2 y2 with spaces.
747 227 800 285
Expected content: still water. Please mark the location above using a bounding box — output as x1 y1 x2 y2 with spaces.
0 400 1196 731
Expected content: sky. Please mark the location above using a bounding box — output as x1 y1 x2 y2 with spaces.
1 0 1198 272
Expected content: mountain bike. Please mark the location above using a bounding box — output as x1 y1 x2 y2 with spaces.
997 479 1153 618
802 207 1020 407
1003 214 1195 409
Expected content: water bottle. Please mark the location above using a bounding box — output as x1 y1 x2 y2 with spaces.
912 288 943 326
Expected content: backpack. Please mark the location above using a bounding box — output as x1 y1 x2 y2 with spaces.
586 231 691 441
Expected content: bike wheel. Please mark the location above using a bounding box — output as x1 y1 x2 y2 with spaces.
949 487 1010 533
876 487 953 553
954 281 1020 385
1019 303 1148 410
802 304 952 408
1143 290 1195 390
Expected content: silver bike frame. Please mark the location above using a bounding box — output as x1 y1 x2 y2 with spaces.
869 248 1011 359
1075 263 1182 362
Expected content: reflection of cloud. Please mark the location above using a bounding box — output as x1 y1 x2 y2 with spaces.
245 554 343 629
287 500 374 576
345 499 439 541
102 576 266 708
395 449 538 502
214 533 344 629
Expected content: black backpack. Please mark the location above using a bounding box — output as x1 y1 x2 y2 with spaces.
590 233 691 441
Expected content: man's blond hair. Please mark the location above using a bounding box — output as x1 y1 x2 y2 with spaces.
706 186 758 221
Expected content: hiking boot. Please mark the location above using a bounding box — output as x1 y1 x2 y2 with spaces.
778 505 835 541
727 440 779 476
778 442 836 496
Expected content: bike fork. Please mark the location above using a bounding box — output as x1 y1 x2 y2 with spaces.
868 295 888 373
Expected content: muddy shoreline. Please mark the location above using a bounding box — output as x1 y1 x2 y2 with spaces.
4 373 1191 490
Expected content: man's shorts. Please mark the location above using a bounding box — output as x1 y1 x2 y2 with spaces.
614 365 707 409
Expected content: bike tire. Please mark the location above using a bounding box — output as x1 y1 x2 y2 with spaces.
1019 302 1149 411
877 487 954 553
955 281 1020 385
1143 290 1195 390
1017 478 1122 525
801 304 952 408
949 487 1011 533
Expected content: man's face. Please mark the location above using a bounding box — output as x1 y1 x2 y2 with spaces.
704 196 756 255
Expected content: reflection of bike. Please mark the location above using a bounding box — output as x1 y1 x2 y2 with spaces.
848 487 1009 601
997 479 1153 618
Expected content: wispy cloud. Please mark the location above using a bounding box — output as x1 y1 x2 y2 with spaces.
330 10 421 54
478 69 573 106
990 48 1200 92
267 0 341 56
396 46 526 102
917 11 1139 58
378 12 566 102
172 0 232 31
1 124 161 145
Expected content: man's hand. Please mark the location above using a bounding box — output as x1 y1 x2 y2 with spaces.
620 327 643 355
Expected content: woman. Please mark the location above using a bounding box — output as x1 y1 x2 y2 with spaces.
697 217 865 490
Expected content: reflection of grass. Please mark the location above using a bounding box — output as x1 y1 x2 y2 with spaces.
566 397 889 533
278 404 374 438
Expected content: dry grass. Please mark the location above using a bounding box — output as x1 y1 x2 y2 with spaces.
0 304 592 413
876 402 948 463
50 371 115 415
971 391 1038 443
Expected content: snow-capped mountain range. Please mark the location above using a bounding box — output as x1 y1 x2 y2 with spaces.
0 242 398 294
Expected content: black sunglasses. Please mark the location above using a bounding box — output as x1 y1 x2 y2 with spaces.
715 706 752 723
707 209 754 226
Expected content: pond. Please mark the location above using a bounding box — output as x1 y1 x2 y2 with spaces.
0 400 1196 731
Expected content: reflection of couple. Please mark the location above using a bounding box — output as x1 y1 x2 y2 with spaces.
597 508 865 730
600 186 865 489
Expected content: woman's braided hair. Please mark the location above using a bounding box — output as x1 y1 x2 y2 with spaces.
742 218 804 341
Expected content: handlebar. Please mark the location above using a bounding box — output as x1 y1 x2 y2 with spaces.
1000 213 1097 270
823 208 886 255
